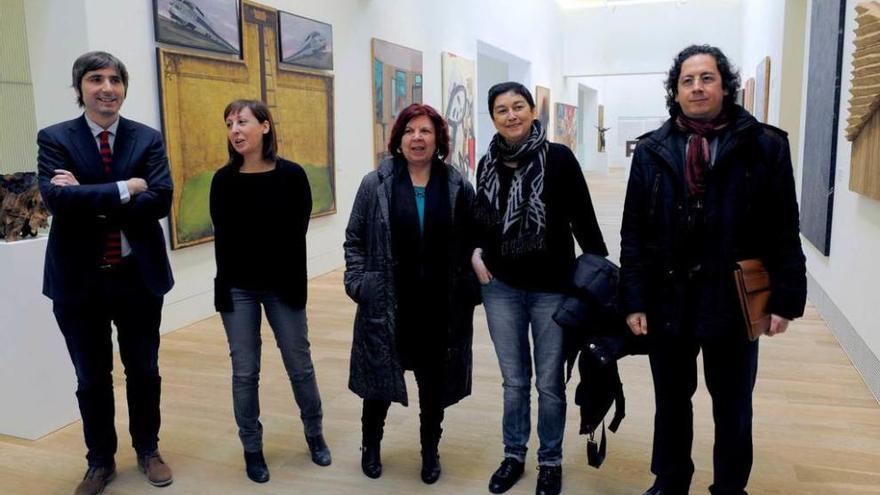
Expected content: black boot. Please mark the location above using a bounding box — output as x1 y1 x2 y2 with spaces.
305 433 332 466
420 448 441 484
420 422 442 484
361 399 387 479
243 450 269 483
361 441 382 479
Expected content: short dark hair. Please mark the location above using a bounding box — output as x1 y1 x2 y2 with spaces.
387 103 450 161
71 51 129 107
223 99 278 167
487 82 535 115
665 44 740 117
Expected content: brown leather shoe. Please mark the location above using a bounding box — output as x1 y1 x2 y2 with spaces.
74 463 116 495
138 452 173 487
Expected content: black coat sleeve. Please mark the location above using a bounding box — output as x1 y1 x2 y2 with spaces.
343 173 374 304
619 143 651 315
763 133 807 319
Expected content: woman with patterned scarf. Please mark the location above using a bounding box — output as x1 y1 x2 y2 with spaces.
472 82 608 495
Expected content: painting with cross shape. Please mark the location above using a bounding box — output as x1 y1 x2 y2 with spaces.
158 0 335 249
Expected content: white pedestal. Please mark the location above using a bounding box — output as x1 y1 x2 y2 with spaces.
0 236 78 440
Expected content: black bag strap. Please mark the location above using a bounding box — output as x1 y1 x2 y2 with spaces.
586 421 607 468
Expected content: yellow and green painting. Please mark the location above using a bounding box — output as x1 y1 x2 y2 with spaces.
158 1 335 249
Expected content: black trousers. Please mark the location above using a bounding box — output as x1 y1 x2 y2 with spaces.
53 260 164 468
649 332 758 495
362 364 446 451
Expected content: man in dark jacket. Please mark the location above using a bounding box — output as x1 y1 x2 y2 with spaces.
38 51 174 495
619 45 806 495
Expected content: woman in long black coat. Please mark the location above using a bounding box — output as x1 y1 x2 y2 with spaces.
344 103 479 484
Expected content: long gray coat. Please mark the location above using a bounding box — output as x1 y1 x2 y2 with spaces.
344 158 478 407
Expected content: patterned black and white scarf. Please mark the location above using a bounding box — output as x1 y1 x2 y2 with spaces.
475 119 549 257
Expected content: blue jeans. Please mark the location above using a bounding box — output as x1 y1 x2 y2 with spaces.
220 288 324 452
481 278 566 466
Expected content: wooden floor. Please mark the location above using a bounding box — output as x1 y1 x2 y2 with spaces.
3 169 879 494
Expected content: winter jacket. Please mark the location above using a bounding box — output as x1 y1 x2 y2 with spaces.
619 106 807 338
344 157 479 407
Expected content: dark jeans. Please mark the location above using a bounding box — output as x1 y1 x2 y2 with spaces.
220 288 323 453
649 332 759 495
53 260 163 468
362 365 445 451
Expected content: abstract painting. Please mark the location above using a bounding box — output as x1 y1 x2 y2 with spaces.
372 38 423 167
800 0 846 255
754 56 771 123
158 1 335 249
154 0 241 56
441 52 476 181
554 103 578 154
278 11 332 70
535 85 551 129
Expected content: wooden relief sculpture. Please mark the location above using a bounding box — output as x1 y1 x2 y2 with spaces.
847 1 880 200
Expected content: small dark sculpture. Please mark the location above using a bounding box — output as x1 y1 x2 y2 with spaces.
595 125 611 153
0 172 49 241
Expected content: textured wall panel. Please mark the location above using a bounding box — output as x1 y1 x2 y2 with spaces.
800 0 847 256
0 0 38 174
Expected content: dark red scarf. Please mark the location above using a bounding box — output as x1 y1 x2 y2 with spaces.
674 113 730 197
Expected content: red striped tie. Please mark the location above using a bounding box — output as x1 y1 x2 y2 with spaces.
99 131 122 267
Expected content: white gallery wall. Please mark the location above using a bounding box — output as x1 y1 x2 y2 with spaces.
795 0 880 398
560 0 743 169
22 0 566 333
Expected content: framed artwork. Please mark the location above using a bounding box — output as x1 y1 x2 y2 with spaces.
158 1 336 249
153 0 241 56
278 11 332 70
535 85 551 129
554 103 578 154
441 52 476 181
371 38 423 167
754 56 771 123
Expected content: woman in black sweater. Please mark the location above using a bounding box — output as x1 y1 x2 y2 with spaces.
210 99 330 483
471 82 607 495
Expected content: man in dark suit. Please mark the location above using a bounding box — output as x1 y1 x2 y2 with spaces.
38 51 175 495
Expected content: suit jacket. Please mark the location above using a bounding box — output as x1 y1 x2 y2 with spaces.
37 114 174 303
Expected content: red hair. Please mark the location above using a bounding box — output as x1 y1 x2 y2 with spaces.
387 103 450 160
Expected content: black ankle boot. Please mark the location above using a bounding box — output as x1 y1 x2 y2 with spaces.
420 448 441 484
243 450 269 483
361 442 382 479
305 434 332 466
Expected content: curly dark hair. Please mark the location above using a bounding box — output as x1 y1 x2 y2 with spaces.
664 44 740 117
387 103 451 160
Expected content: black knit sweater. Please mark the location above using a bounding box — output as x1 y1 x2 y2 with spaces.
210 158 312 311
